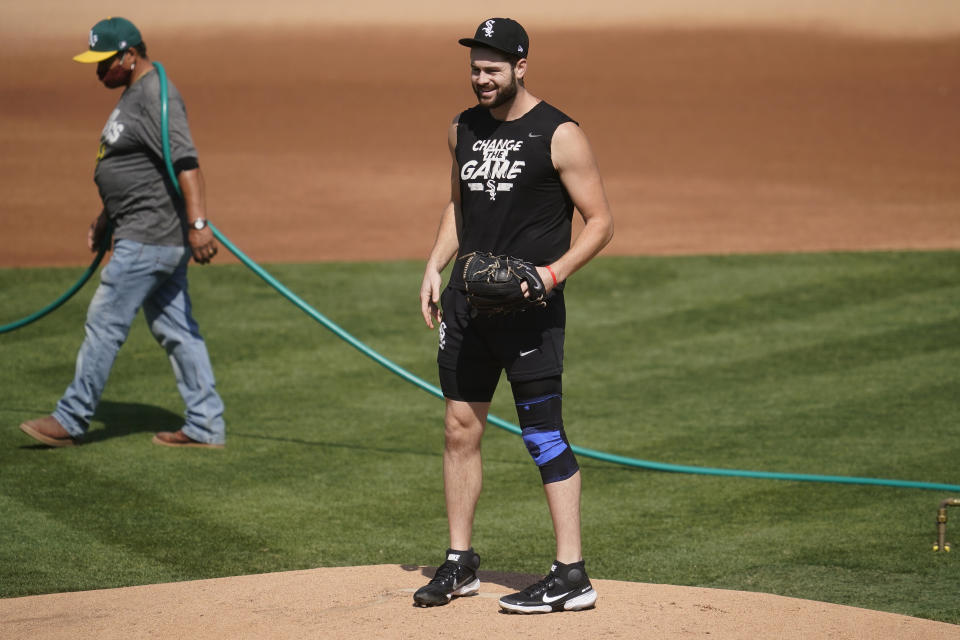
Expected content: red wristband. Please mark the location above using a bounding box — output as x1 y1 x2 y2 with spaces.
545 265 558 287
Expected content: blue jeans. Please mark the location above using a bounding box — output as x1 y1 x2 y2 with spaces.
54 239 226 444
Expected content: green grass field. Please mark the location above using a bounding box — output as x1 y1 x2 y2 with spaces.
1 252 958 624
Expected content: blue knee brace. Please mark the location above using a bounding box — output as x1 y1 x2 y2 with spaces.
516 393 579 484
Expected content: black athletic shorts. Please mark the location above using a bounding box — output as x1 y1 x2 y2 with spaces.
437 286 565 402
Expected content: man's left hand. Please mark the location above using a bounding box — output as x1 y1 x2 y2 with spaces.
189 227 218 264
462 252 549 315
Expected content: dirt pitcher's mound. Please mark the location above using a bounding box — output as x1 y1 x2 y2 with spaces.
1 564 956 639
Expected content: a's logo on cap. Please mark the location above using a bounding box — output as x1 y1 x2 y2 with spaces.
483 19 495 38
119 40 127 49
89 30 98 47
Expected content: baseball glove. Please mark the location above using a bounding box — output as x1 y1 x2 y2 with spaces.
461 252 547 315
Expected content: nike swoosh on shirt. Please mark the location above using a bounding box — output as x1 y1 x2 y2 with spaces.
519 349 538 357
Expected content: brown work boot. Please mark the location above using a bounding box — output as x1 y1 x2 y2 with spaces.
152 429 224 449
19 415 78 447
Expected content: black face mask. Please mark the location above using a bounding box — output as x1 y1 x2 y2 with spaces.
98 55 133 88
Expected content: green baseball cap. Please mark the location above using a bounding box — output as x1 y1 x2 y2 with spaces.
73 17 142 63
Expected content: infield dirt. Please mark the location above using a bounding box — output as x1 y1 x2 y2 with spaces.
1 1 958 638
2 8 958 267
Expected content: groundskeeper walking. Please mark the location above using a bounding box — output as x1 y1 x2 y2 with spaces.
19 17 225 448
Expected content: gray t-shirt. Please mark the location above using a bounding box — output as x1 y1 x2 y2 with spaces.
94 68 198 246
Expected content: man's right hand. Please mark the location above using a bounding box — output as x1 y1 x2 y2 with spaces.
87 213 109 252
420 268 443 329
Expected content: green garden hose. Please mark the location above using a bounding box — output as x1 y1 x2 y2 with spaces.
0 231 111 335
8 61 959 494
154 62 960 493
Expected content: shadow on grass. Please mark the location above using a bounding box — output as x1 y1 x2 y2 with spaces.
80 401 183 445
14 401 183 448
83 400 183 444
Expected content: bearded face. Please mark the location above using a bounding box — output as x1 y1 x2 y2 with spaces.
469 48 524 111
473 64 519 109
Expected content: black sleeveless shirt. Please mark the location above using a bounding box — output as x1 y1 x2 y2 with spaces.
450 101 577 290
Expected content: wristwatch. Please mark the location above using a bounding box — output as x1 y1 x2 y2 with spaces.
191 218 208 230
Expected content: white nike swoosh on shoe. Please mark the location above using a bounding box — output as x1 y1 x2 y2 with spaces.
452 577 480 596
542 589 574 604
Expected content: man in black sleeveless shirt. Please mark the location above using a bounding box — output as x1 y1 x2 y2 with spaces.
416 18 614 613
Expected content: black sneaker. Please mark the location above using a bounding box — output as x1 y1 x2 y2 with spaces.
413 548 481 607
499 560 597 613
